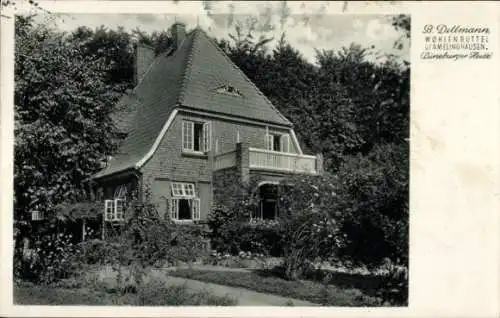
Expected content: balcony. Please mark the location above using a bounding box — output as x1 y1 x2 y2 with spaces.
248 148 318 173
213 143 322 175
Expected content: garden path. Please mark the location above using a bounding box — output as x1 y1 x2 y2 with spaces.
150 267 318 306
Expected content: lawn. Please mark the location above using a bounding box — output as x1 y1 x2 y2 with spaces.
14 281 237 306
168 268 385 306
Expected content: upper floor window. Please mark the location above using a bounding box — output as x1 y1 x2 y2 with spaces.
182 120 211 153
266 133 290 153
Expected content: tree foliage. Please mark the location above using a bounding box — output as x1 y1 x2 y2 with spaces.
217 20 409 271
14 17 121 221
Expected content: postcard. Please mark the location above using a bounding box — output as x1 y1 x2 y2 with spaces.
0 1 499 317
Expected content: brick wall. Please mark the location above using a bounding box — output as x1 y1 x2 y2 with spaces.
141 111 302 219
140 111 298 182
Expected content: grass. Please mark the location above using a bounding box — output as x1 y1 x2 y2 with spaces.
15 283 120 305
168 268 384 306
14 280 237 306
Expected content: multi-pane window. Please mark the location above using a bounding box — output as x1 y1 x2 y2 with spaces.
171 182 195 197
183 121 193 150
31 211 44 221
182 120 211 152
104 199 125 221
168 182 200 221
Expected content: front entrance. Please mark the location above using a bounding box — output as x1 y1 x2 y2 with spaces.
255 183 279 220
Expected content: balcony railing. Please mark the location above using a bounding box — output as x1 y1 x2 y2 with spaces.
249 148 318 174
213 146 320 174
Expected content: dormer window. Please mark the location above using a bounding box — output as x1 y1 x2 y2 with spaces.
215 85 242 97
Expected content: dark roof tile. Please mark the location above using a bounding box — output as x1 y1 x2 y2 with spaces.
93 28 291 180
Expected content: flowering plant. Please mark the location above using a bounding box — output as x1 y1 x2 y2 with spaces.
28 232 81 284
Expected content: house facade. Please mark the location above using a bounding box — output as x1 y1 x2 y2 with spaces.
89 23 323 226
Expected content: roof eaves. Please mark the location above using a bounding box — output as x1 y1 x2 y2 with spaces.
90 165 137 182
178 105 293 128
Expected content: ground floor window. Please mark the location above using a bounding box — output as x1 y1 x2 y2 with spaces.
169 198 201 221
169 182 200 221
31 211 44 221
104 199 125 221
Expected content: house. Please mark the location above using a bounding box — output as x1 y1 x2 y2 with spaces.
89 23 323 228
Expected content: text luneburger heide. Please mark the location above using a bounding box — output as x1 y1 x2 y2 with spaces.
421 51 491 60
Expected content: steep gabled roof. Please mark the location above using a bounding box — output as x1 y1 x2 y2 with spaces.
92 27 291 180
179 29 291 125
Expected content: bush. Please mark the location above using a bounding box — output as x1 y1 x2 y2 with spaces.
15 232 82 284
77 239 119 265
335 143 409 269
208 175 343 279
88 199 210 291
208 209 284 257
239 220 284 256
278 174 344 280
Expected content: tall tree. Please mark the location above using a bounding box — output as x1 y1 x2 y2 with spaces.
14 17 120 222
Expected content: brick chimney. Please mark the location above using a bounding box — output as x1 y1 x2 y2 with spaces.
171 22 186 50
133 43 155 86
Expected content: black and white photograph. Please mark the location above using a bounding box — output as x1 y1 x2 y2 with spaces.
5 1 412 308
6 0 412 310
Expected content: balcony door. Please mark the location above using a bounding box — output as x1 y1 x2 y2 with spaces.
266 133 290 169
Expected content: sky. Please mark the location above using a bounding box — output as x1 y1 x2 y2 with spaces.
30 1 410 65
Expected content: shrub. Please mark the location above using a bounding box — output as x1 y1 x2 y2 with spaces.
208 212 284 257
239 219 284 256
93 198 210 291
208 177 288 257
208 174 344 279
335 143 409 269
77 239 118 265
278 174 344 280
17 232 82 284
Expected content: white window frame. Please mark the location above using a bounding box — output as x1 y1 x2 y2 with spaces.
170 182 196 198
280 134 290 153
168 198 201 221
182 121 194 151
31 211 44 221
169 182 200 221
203 122 212 152
266 132 290 153
104 199 125 222
182 120 212 153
